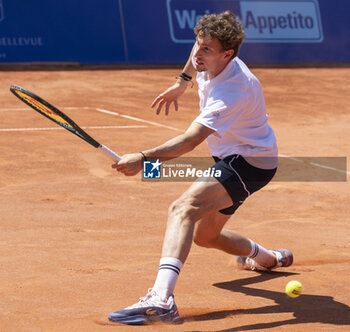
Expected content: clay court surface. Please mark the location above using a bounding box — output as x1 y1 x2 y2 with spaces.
0 67 349 331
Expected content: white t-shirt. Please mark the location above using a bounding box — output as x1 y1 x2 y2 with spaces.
193 57 278 169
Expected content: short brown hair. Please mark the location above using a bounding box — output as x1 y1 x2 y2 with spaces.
194 11 245 58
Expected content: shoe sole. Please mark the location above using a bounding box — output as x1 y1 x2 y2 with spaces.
108 312 182 325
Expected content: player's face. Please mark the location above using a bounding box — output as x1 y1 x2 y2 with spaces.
193 35 234 79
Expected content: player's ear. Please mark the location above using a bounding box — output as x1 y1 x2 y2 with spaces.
225 49 234 59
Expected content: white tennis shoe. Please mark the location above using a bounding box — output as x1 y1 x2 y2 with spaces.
236 249 293 271
108 289 181 325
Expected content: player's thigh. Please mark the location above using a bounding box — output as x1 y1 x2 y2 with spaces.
176 179 233 218
193 210 231 245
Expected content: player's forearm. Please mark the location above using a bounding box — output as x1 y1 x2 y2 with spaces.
142 123 213 161
182 44 196 77
142 134 201 161
176 43 196 85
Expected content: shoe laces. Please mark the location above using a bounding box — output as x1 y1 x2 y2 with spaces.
126 289 171 309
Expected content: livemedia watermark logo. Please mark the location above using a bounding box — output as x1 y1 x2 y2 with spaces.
143 160 162 179
142 158 222 181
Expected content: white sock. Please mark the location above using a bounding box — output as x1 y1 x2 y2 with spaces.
248 239 275 267
152 257 183 300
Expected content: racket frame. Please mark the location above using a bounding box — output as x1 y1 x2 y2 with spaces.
10 84 121 162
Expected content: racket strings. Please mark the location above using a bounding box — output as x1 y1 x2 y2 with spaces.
10 85 103 150
16 91 73 129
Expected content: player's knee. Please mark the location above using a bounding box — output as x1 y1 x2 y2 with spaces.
193 234 209 247
168 197 199 222
193 232 217 248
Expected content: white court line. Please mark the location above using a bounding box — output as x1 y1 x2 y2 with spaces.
1 105 183 132
63 107 90 110
309 162 349 175
0 106 89 112
95 108 183 132
279 155 303 163
0 107 30 111
279 154 349 175
0 125 147 132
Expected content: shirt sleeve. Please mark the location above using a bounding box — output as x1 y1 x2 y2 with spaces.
193 95 243 138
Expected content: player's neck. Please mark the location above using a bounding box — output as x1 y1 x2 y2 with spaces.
208 58 231 79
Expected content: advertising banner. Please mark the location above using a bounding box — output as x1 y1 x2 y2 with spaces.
166 0 323 44
0 0 126 64
0 0 349 65
123 0 349 64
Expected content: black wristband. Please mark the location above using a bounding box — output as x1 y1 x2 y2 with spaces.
140 151 148 161
179 72 192 81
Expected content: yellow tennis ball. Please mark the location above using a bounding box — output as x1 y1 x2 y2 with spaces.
285 280 303 298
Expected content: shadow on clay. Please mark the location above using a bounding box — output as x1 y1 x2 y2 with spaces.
182 272 350 331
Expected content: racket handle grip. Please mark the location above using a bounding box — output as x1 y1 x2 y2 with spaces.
99 144 121 162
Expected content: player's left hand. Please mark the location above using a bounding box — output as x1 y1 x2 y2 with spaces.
112 153 143 176
151 80 188 115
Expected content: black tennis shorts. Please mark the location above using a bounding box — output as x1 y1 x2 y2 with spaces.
211 154 277 215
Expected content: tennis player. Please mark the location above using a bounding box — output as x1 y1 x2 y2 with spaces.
109 11 293 324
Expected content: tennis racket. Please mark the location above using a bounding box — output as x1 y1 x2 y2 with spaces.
10 84 121 162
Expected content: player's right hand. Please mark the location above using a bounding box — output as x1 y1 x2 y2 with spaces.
151 80 188 116
112 153 143 176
